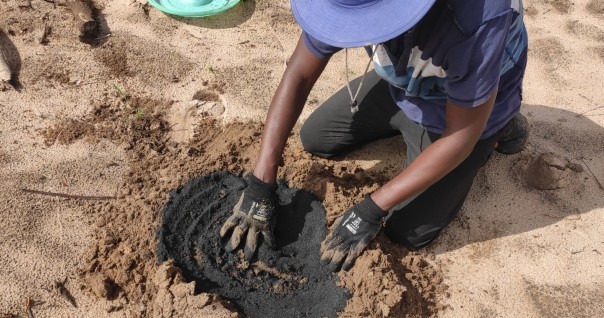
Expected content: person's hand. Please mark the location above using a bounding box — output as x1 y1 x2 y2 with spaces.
220 174 277 260
320 195 388 271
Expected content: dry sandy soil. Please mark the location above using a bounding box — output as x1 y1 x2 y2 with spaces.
1 0 603 317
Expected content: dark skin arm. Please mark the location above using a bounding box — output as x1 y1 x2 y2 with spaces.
370 92 497 211
253 36 329 184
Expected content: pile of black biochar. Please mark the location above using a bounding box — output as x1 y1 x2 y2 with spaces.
157 171 349 317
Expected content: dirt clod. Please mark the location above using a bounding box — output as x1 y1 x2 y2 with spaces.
524 153 580 190
86 273 120 300
152 261 238 318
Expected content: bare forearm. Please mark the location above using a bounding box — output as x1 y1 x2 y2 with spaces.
253 37 328 184
253 74 313 183
370 133 476 210
371 92 497 211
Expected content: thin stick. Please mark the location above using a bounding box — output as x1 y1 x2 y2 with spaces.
581 159 604 191
68 79 100 87
55 208 69 306
20 188 116 200
579 93 597 106
54 278 77 307
94 33 112 41
576 105 604 117
26 296 34 318
112 83 131 109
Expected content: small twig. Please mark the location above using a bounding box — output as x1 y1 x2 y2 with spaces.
54 278 77 308
577 106 604 116
113 83 127 98
56 207 69 305
20 188 116 200
25 296 34 318
238 40 250 45
576 98 604 117
571 246 586 255
593 249 602 255
95 33 112 41
112 83 131 109
68 79 100 87
579 93 597 106
581 159 604 191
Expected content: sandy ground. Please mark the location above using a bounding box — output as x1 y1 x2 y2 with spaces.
0 0 603 317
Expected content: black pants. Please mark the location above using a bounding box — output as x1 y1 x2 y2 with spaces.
300 72 503 249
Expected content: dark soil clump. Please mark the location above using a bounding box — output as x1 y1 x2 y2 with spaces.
157 171 350 318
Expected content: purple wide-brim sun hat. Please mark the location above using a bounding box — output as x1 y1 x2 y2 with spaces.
291 0 437 48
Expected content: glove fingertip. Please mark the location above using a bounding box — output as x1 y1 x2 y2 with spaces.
225 226 246 253
341 263 351 271
320 255 330 266
219 225 232 238
243 248 254 261
341 252 354 271
219 215 241 238
327 249 348 272
325 236 344 251
342 241 368 271
225 241 237 253
244 229 259 261
261 230 277 250
328 261 341 273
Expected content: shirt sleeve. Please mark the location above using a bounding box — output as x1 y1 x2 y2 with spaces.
444 11 513 107
302 31 342 60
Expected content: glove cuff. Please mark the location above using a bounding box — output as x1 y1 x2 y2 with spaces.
247 173 277 199
354 195 388 225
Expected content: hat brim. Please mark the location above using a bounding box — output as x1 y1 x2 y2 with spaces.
291 0 436 48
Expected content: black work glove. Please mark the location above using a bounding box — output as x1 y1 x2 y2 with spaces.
320 195 388 272
220 174 278 261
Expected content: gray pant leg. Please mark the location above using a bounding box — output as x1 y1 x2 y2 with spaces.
385 111 435 214
300 71 401 158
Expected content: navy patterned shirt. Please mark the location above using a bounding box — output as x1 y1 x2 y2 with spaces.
302 0 528 138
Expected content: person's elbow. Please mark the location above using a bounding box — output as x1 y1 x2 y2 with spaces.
442 93 497 157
